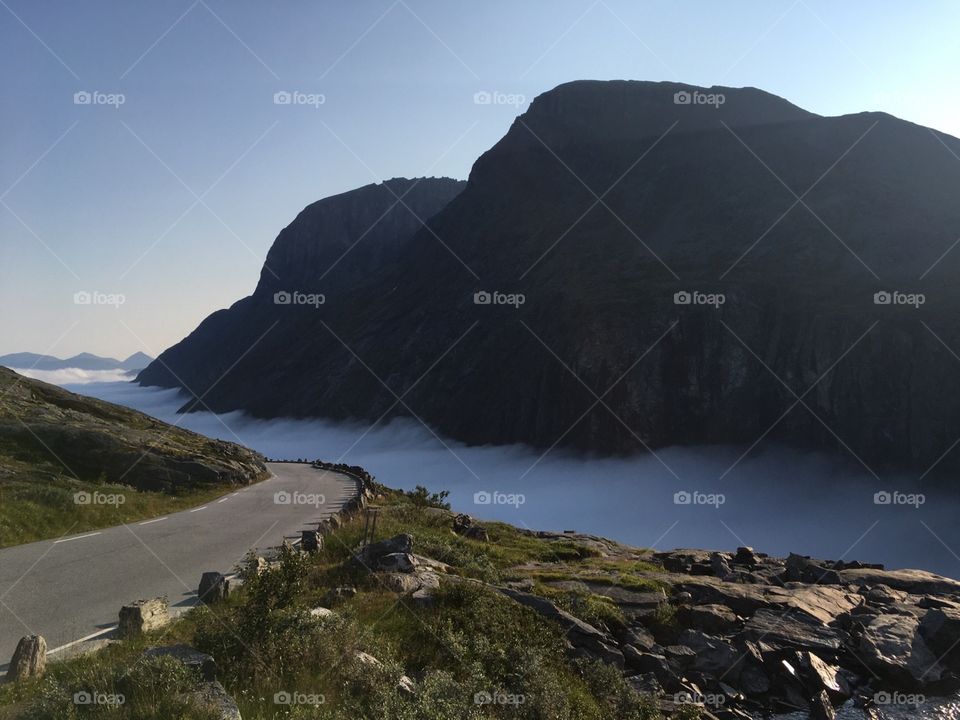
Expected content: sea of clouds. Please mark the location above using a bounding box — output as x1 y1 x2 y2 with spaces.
55 377 960 577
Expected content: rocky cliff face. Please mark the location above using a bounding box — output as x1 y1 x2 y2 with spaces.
139 80 960 477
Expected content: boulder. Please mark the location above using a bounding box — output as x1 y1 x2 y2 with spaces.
356 534 413 567
410 571 440 607
378 552 417 573
838 568 960 596
199 572 231 605
711 552 735 579
738 662 770 695
144 645 217 681
858 613 944 685
794 651 849 701
734 547 759 567
118 597 169 637
809 689 836 720
463 526 490 542
742 609 842 653
619 625 657 652
865 584 909 606
676 629 742 680
301 530 321 552
764 585 861 625
678 603 739 634
383 573 422 594
664 644 697 669
919 607 960 669
6 635 46 681
185 680 242 720
632 652 678 688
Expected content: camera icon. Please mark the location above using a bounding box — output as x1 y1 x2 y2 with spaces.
74 290 92 305
474 691 492 705
273 91 292 105
273 691 292 705
74 491 92 505
73 691 92 705
473 91 492 105
274 490 291 505
874 491 892 505
673 91 691 105
673 291 691 305
874 291 891 305
474 291 492 305
473 491 492 505
274 291 291 305
73 91 91 105
674 490 692 505
874 691 892 705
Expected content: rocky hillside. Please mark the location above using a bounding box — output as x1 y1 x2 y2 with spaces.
6 469 960 719
0 366 266 494
138 80 960 475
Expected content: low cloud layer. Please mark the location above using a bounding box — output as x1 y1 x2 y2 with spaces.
13 367 134 385
64 378 960 577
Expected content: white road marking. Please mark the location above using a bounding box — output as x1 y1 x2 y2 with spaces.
217 497 229 503
47 625 117 655
53 532 101 544
138 517 167 526
189 506 207 513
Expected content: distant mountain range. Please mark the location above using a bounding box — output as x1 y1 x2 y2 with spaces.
138 80 960 476
0 351 153 372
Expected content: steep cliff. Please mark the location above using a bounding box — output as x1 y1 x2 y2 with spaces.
139 80 960 476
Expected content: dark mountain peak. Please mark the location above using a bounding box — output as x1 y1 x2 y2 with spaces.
139 80 960 476
252 176 465 298
525 79 815 127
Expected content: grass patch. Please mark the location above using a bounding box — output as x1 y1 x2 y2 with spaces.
0 477 252 548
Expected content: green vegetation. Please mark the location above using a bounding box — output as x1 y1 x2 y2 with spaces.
0 476 246 548
0 367 267 547
1 487 679 719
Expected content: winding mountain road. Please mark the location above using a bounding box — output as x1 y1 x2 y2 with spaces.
0 463 356 670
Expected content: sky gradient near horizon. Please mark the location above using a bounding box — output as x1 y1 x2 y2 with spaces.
2 0 959 359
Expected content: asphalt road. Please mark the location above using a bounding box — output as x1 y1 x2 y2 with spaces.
0 463 356 670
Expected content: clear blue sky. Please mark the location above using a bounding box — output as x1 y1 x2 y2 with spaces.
2 0 958 359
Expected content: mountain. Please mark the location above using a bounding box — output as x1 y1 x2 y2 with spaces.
0 366 265 493
1 351 154 372
138 80 960 476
